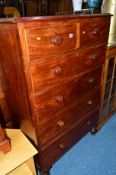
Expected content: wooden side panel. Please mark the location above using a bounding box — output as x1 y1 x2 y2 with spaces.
0 24 36 143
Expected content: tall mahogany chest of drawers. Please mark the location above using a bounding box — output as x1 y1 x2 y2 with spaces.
0 14 111 174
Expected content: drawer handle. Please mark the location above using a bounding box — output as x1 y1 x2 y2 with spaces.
89 78 94 84
59 143 65 150
57 120 65 128
92 28 100 36
53 66 63 75
51 35 63 46
90 54 96 61
87 100 94 105
55 95 63 103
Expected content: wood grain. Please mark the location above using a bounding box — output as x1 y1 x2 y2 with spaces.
0 14 111 174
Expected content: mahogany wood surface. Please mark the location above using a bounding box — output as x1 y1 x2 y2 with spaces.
30 44 106 93
0 14 111 174
38 107 99 170
36 87 100 147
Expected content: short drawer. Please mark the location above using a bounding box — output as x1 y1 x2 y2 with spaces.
38 107 99 171
25 24 78 60
30 44 106 93
36 87 100 146
80 17 110 46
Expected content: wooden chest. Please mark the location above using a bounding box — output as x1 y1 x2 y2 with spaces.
0 14 111 174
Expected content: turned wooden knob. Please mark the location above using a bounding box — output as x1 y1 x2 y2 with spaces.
59 143 65 150
57 120 64 128
55 95 63 103
53 66 63 75
89 78 94 84
87 100 94 105
51 35 63 46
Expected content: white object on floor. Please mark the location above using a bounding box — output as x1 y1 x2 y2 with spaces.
0 129 38 175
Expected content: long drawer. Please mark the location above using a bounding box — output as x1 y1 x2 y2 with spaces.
30 44 106 93
38 107 99 171
36 87 100 146
34 67 102 121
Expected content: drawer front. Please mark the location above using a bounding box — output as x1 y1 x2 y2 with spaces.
36 87 100 146
30 44 106 93
25 24 78 60
34 67 102 107
80 17 110 46
39 107 99 171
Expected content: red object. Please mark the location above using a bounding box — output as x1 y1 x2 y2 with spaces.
0 126 11 154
